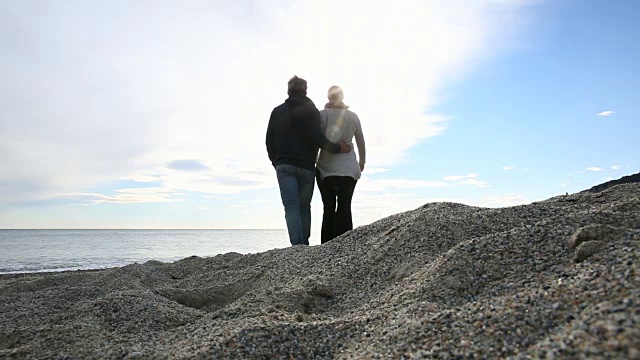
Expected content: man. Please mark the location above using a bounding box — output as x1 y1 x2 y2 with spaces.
266 76 350 246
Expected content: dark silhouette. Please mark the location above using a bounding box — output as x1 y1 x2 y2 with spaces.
584 172 640 193
266 76 350 246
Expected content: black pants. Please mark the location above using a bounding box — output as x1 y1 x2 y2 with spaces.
316 170 358 244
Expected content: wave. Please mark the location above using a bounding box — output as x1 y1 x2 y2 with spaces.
0 257 182 274
0 261 129 274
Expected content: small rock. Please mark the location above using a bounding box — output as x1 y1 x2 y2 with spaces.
575 240 607 263
568 224 625 249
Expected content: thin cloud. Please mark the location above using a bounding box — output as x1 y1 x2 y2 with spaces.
223 198 275 210
359 178 448 192
611 165 621 170
560 180 570 188
444 173 478 181
474 193 529 208
208 176 262 187
586 167 603 172
167 160 210 172
203 196 233 200
237 170 270 176
60 187 182 204
596 110 614 116
444 175 467 181
113 187 178 194
502 165 516 170
443 173 490 187
120 174 165 183
363 167 390 175
456 179 491 188
248 199 274 204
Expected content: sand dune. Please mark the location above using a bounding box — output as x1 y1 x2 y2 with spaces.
1 180 639 359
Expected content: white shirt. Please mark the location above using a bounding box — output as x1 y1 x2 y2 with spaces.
316 108 366 180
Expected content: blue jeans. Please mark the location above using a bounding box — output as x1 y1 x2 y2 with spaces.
276 164 315 246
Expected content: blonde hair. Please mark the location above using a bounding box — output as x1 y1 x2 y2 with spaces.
327 85 344 101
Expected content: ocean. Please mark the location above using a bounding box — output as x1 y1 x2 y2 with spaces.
0 229 290 274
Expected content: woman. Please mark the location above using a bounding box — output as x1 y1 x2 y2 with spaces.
316 86 366 243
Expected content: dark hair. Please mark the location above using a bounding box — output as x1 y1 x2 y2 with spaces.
287 75 307 96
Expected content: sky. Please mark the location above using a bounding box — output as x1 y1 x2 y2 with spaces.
1 0 639 242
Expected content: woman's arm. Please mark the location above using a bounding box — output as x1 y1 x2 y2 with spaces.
353 113 366 171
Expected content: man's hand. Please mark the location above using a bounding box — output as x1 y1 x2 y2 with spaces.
339 141 352 153
360 164 365 172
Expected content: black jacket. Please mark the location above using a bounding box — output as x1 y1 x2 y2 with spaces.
266 95 341 170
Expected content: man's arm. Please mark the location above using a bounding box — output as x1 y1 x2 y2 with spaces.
265 110 276 164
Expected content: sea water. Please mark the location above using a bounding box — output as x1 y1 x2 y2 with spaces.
0 229 290 274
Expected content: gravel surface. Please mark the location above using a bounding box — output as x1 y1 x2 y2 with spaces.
1 182 639 359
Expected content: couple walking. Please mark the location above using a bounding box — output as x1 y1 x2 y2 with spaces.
266 76 366 246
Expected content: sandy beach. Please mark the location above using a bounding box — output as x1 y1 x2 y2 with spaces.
1 180 638 359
